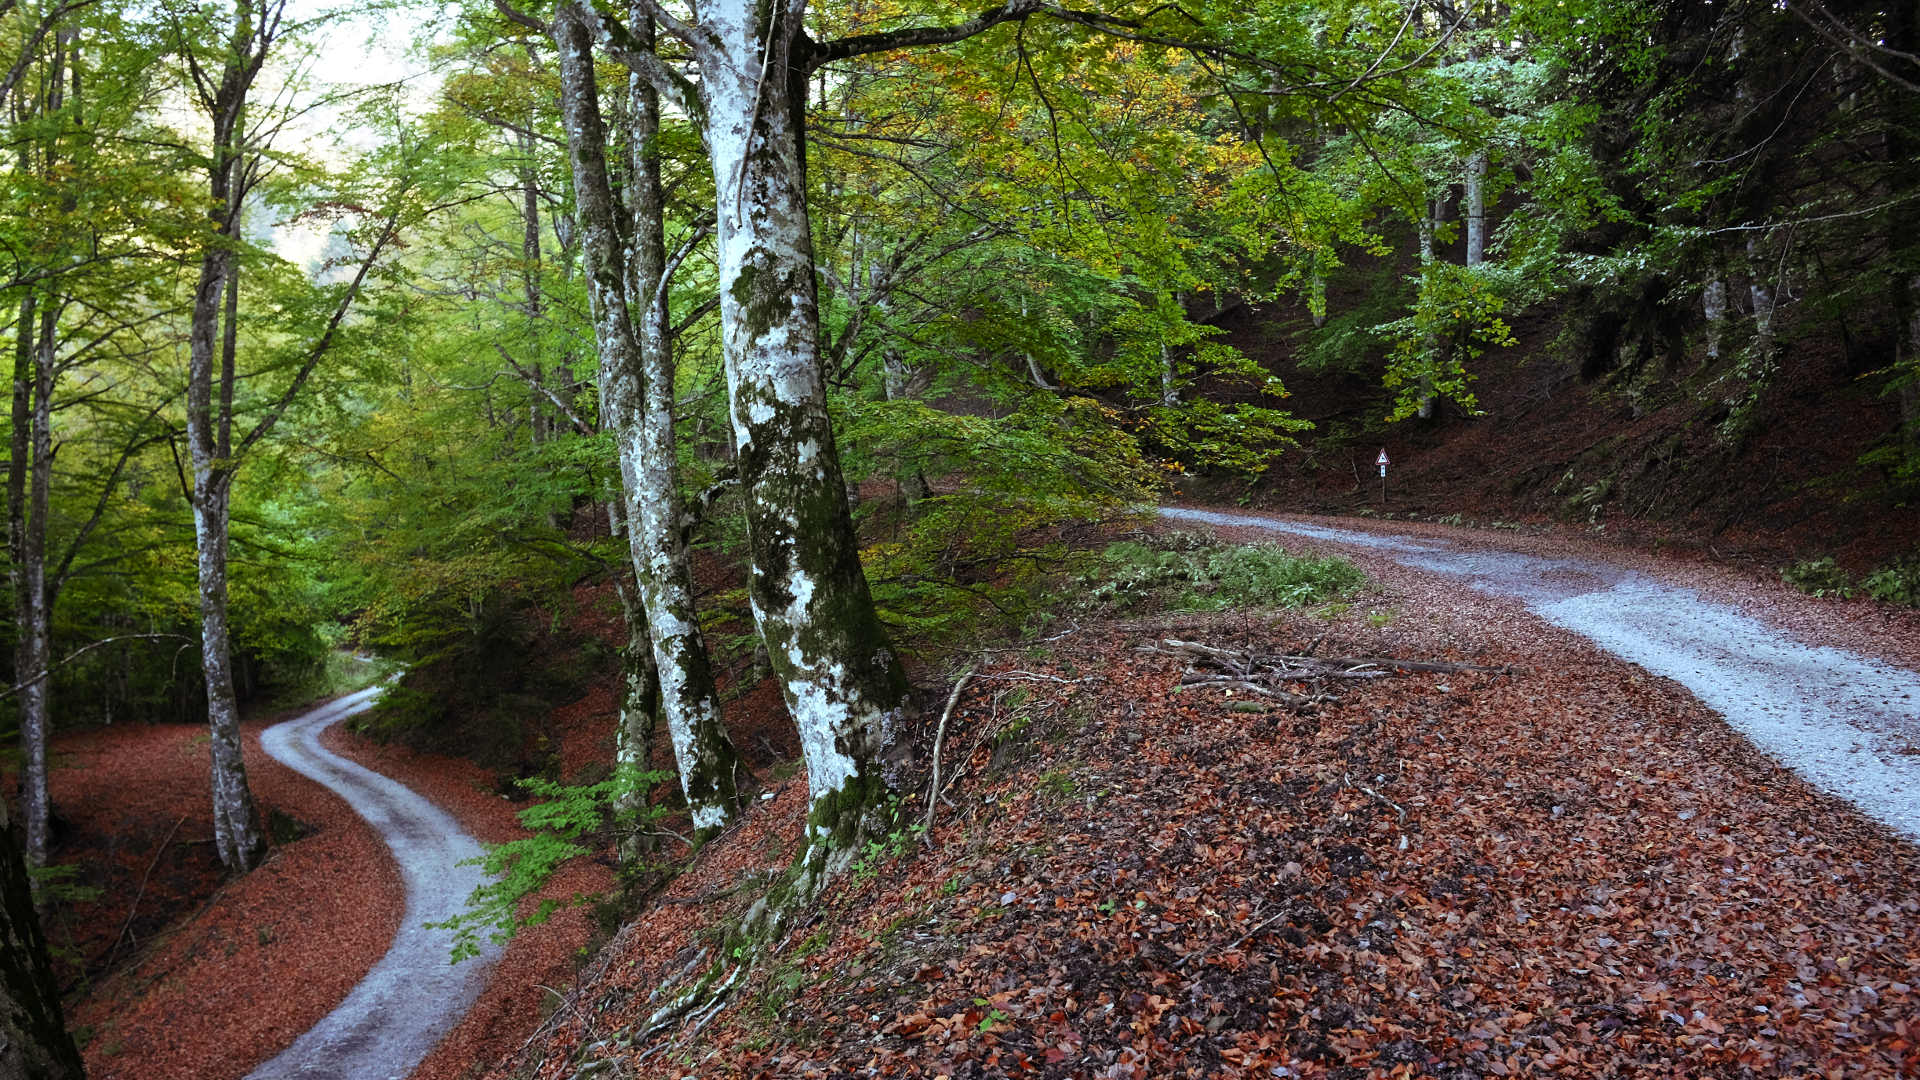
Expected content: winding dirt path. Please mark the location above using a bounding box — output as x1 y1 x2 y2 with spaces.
248 685 502 1080
1164 505 1920 844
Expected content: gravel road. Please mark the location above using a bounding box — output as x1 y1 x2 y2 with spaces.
249 685 502 1080
1162 505 1920 844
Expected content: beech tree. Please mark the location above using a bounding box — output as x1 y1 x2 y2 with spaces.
164 0 405 871
550 1 743 835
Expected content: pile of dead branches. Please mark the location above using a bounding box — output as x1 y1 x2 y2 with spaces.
1138 638 1512 713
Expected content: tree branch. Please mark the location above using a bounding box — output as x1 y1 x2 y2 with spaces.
577 0 702 120
233 187 411 463
806 0 1042 71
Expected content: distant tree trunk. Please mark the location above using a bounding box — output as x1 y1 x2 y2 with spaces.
1703 277 1728 360
517 132 549 447
1883 6 1920 448
882 351 929 503
1464 149 1488 267
0 796 83 1080
1307 252 1327 328
1904 276 1920 445
1019 296 1054 389
694 0 909 863
1416 199 1438 420
1747 233 1776 357
554 3 741 836
1160 293 1183 406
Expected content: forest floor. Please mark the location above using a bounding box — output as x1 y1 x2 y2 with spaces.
501 513 1920 1080
35 510 1920 1080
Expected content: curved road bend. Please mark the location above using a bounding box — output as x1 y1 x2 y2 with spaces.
1162 506 1920 845
250 684 502 1080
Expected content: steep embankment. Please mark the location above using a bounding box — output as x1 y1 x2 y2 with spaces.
1202 296 1920 572
498 520 1920 1079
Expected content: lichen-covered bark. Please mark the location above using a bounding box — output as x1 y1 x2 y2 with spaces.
189 478 267 871
555 2 742 834
8 295 54 874
0 797 83 1080
606 546 663 865
694 0 910 847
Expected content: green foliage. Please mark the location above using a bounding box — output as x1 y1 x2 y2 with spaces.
433 764 673 963
1863 557 1920 608
846 395 1160 644
352 594 604 770
1077 531 1366 613
1379 264 1520 421
1781 557 1855 600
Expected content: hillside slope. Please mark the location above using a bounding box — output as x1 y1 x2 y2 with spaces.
1200 294 1920 574
494 536 1920 1080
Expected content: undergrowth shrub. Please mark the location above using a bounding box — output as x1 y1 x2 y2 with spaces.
1863 556 1920 607
1781 556 1855 599
1079 531 1365 612
432 764 674 963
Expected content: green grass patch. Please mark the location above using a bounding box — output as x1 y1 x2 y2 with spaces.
1075 531 1366 613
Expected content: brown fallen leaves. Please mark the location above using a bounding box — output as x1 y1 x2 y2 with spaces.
512 604 1920 1080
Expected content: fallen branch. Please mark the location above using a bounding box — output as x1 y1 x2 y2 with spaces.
1145 636 1515 716
108 815 187 963
1177 901 1287 969
924 663 978 837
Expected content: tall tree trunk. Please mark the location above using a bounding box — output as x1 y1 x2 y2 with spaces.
14 305 56 873
8 33 66 878
1464 150 1488 267
181 0 272 874
696 0 909 860
554 2 742 835
605 501 663 866
0 795 83 1080
188 225 266 873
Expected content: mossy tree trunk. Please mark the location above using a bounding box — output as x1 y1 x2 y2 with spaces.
692 0 911 861
554 2 743 836
0 797 82 1080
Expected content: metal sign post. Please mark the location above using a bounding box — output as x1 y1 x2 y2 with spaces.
1377 449 1390 505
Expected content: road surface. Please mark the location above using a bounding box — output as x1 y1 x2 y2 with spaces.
1162 506 1920 845
249 684 501 1080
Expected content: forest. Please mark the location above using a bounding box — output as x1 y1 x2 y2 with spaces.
3 0 1920 1077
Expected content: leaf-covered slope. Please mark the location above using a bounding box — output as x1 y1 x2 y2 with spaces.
498 610 1920 1080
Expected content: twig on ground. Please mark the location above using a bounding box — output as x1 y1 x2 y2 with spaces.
925 662 979 838
109 815 187 963
1177 901 1288 969
972 670 1098 684
1345 771 1408 821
